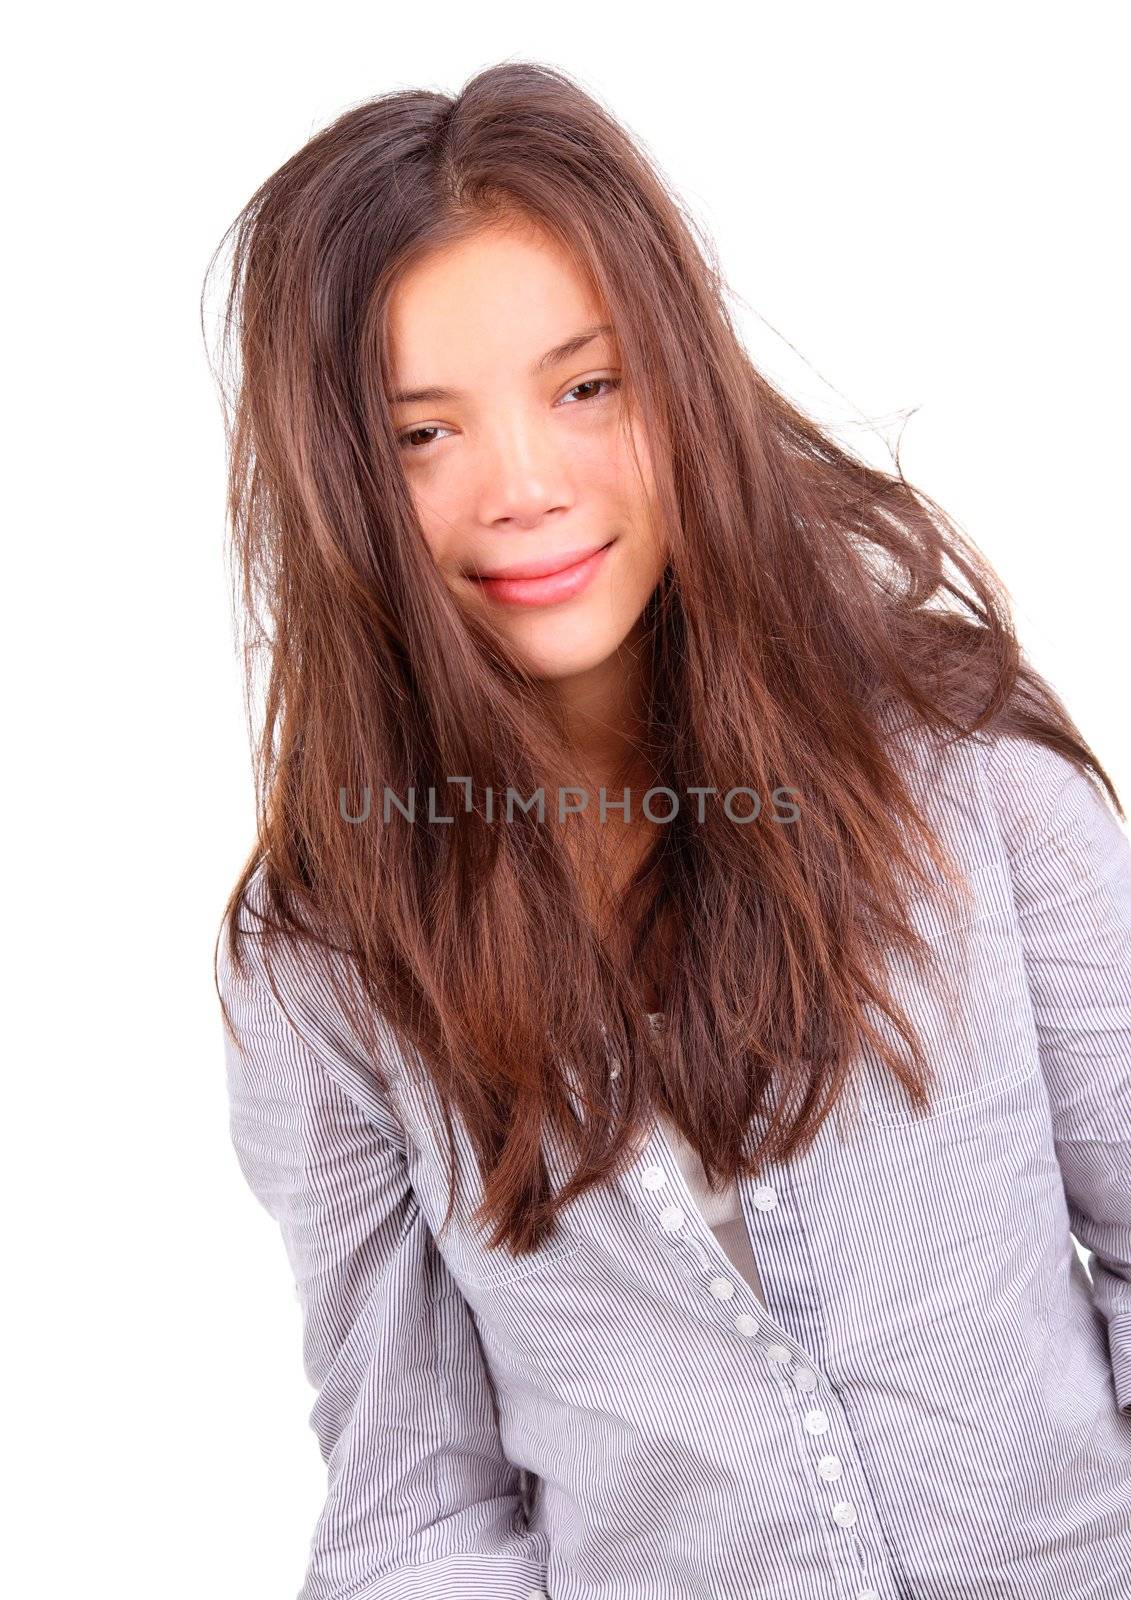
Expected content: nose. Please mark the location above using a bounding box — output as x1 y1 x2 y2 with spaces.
474 414 573 529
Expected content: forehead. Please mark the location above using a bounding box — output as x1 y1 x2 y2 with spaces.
384 220 611 385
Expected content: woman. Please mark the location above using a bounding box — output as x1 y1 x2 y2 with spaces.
212 60 1131 1600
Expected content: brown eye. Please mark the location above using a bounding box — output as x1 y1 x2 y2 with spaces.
560 377 621 406
397 424 452 452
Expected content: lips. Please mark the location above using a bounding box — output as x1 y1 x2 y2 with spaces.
468 542 612 581
467 540 615 609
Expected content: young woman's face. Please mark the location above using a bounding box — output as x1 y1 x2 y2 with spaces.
385 220 667 683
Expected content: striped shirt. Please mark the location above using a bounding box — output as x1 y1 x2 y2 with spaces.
655 1108 767 1304
648 1014 768 1304
219 724 1131 1599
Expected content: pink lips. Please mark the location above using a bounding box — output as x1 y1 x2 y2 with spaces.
468 541 614 608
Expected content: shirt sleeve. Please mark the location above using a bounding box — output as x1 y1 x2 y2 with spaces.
218 921 551 1600
984 730 1131 1413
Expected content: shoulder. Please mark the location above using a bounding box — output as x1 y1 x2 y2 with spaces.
217 858 410 1144
978 729 1125 865
217 858 292 1014
875 706 1125 879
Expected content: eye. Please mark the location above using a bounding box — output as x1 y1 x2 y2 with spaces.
397 423 453 452
559 376 621 406
396 377 621 454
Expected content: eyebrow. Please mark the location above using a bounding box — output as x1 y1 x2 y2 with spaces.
387 322 615 407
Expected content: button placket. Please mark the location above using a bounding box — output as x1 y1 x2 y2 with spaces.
642 1150 818 1359
640 1144 886 1597
804 1411 882 1593
641 1141 828 1367
625 1026 771 1324
640 1147 761 1328
643 1113 774 1299
801 1414 883 1594
779 1360 877 1572
843 1527 885 1598
640 1104 890 1597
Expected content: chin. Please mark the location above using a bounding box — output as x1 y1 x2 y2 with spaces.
524 651 615 683
511 624 629 683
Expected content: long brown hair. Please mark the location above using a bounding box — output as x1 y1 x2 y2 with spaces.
207 59 1120 1259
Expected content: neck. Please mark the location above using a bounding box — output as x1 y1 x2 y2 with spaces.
545 621 655 802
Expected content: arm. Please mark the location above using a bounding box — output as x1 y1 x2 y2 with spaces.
218 920 550 1600
984 731 1131 1413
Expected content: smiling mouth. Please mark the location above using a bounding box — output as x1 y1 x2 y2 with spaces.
466 540 615 608
467 541 613 582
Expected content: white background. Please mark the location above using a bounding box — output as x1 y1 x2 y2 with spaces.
6 4 1127 1596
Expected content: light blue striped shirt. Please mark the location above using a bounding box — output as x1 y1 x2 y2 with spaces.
219 725 1131 1599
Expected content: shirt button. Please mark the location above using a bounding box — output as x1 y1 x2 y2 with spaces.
795 1367 819 1391
709 1275 735 1300
803 1407 829 1435
858 1590 880 1600
734 1313 759 1337
765 1342 791 1364
816 1453 842 1481
641 1164 667 1190
831 1500 857 1528
609 1062 621 1079
659 1203 685 1232
750 1184 778 1211
527 1590 549 1600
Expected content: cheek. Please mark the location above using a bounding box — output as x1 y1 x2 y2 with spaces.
405 464 477 574
600 530 665 630
410 493 454 569
622 534 667 604
612 430 660 549
621 409 655 487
